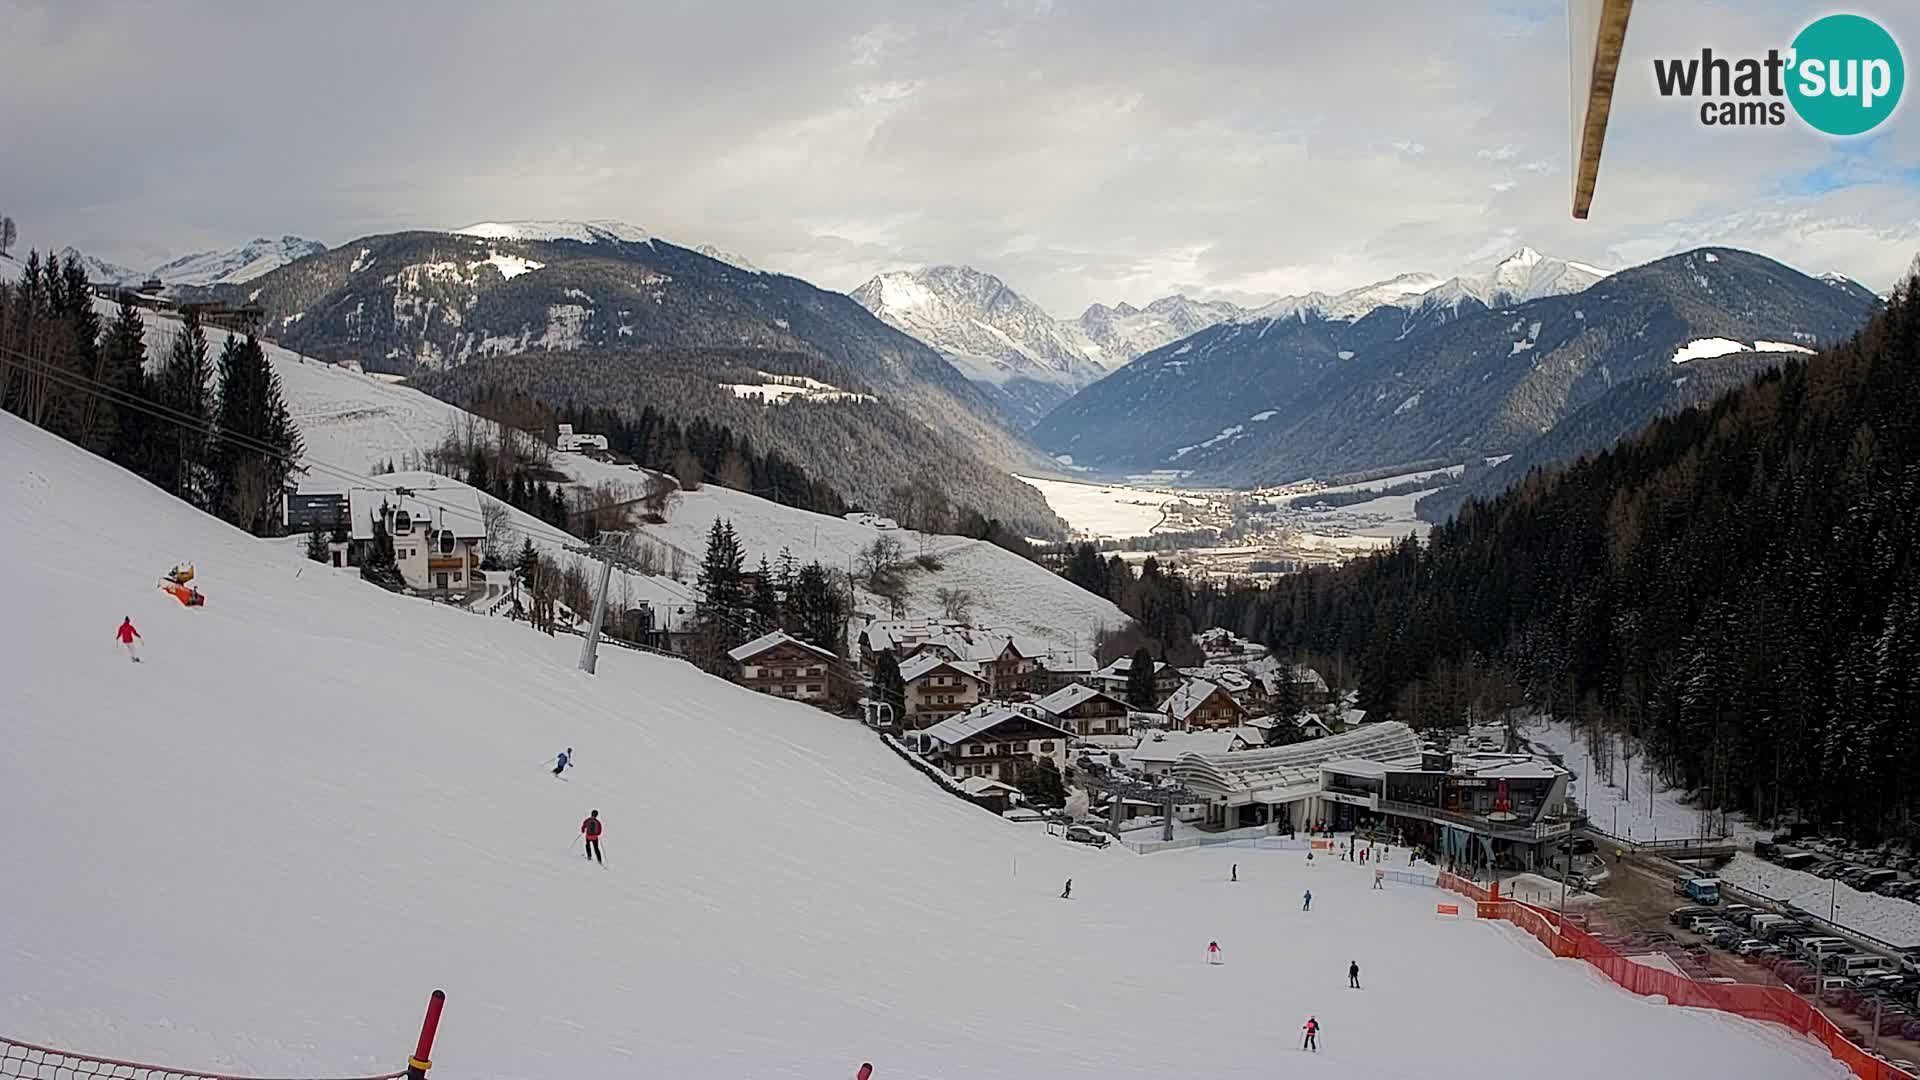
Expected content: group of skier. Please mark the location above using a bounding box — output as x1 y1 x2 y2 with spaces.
549 749 607 865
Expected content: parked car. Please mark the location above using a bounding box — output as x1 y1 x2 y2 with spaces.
1860 868 1900 891
1789 970 1821 993
1889 1060 1919 1076
1852 992 1892 1018
1721 904 1761 928
1734 938 1768 956
1814 861 1846 878
1064 825 1111 848
1877 1009 1913 1036
1820 977 1858 1006
1901 1017 1920 1042
1712 927 1746 950
1776 960 1814 983
1670 905 1716 927
1776 852 1821 872
1689 916 1731 935
1756 950 1789 970
1902 950 1920 977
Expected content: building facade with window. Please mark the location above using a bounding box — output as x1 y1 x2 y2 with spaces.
918 706 1073 782
1033 683 1131 737
900 653 988 727
344 477 488 595
727 631 841 704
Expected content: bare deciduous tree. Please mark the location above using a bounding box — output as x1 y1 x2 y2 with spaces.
0 217 15 257
935 586 974 623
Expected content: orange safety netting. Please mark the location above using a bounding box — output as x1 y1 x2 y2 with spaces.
1435 872 1916 1080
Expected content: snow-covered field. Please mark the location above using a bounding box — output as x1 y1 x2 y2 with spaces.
0 413 1854 1080
1522 719 1758 843
637 481 1125 652
1719 854 1920 948
1016 474 1180 540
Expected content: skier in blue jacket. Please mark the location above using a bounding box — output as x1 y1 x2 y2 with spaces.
552 748 573 778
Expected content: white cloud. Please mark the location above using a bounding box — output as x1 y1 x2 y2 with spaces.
2 1 1914 313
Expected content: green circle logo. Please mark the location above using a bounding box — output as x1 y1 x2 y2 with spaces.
1787 14 1904 136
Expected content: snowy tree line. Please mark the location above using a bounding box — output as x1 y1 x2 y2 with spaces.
689 518 850 679
1 250 300 536
1172 272 1920 840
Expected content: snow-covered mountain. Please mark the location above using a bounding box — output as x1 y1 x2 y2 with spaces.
852 266 1114 426
1072 295 1246 367
1417 247 1611 314
58 246 142 285
1035 248 1876 485
694 243 760 272
452 219 653 245
151 236 327 287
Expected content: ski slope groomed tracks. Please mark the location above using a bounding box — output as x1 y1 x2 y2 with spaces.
0 413 1848 1080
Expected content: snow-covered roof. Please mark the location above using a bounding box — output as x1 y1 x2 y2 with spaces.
1229 726 1269 748
332 473 488 543
1074 734 1139 750
960 776 1024 799
1034 683 1125 716
1459 758 1569 782
1096 655 1168 677
1321 757 1392 779
1170 722 1423 798
1342 708 1369 727
922 707 1072 748
727 630 837 664
1178 665 1253 693
1159 678 1245 723
899 652 985 685
1129 730 1241 764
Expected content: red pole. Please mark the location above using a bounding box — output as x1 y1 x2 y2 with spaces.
407 990 446 1080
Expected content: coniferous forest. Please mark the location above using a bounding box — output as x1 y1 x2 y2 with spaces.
1170 273 1920 837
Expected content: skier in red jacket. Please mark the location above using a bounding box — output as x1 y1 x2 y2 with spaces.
116 617 141 662
580 810 604 864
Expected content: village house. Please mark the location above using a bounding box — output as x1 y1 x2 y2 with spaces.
1090 655 1183 701
1033 683 1131 737
345 479 488 595
555 423 609 453
727 630 841 704
900 653 989 727
1160 678 1251 730
918 706 1074 782
978 637 1039 697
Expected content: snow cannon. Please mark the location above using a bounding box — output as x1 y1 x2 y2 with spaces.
164 562 195 585
161 582 206 607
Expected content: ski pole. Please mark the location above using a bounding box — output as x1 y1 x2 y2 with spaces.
570 832 581 851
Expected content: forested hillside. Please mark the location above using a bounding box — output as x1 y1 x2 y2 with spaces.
1181 272 1920 836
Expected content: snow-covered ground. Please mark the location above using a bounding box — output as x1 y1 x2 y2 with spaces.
1522 718 1758 843
0 413 1853 1080
1719 854 1920 948
1016 474 1180 540
636 481 1126 652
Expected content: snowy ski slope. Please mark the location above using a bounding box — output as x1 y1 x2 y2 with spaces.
0 413 1848 1079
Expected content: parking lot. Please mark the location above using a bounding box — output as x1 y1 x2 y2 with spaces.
1573 852 1920 1072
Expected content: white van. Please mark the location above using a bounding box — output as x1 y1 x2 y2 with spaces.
1840 954 1891 976
1802 938 1855 964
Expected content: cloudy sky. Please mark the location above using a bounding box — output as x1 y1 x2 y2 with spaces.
4 0 1916 313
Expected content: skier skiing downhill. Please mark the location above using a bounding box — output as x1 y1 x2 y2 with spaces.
1349 961 1361 989
1206 941 1222 965
856 1065 872 1080
580 810 604 864
1302 1016 1319 1051
1302 889 1312 911
552 748 573 778
115 617 141 662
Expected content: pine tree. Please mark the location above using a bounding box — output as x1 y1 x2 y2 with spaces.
748 555 778 633
788 561 846 654
153 309 214 508
872 650 906 724
101 296 150 477
305 527 330 563
1126 646 1158 710
692 517 747 670
212 334 302 534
